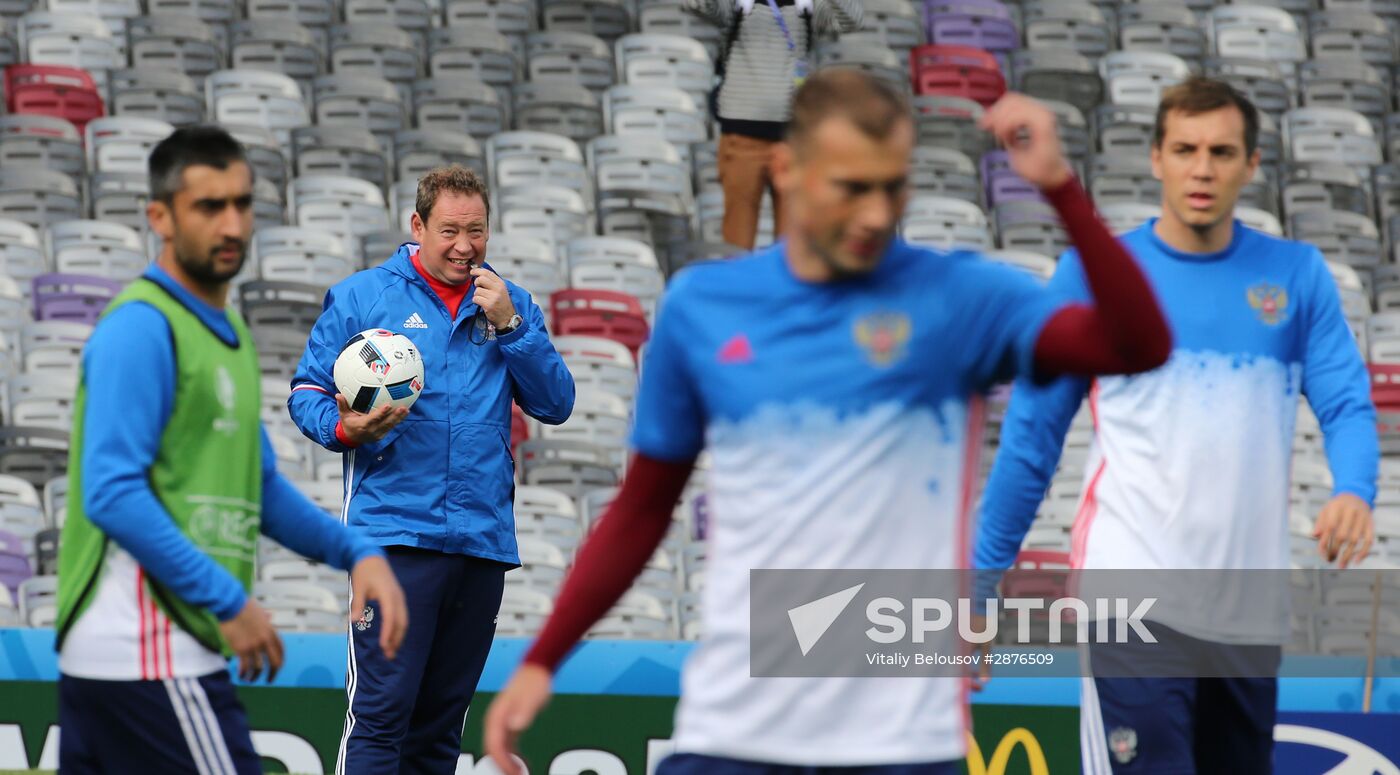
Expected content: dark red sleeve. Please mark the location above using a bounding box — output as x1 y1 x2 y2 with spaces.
522 453 693 671
1032 178 1173 376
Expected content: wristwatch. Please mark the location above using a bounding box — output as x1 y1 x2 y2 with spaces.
496 313 524 335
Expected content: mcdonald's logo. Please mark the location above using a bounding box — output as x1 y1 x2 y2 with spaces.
966 728 1051 775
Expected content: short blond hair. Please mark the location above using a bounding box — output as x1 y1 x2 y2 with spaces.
415 165 490 224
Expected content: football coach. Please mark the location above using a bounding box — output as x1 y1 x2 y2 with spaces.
287 165 575 774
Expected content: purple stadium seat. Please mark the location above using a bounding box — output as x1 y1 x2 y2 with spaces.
31 273 123 324
0 529 33 599
925 0 1019 51
981 150 1043 206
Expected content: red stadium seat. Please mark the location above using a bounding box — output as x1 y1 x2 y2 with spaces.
1370 364 1400 410
909 44 1006 107
3 65 106 133
551 288 651 359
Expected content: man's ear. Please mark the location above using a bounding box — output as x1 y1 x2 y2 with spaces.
1149 143 1163 181
410 210 425 243
147 198 174 242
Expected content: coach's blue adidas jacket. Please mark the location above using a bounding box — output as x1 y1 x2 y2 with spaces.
288 243 575 565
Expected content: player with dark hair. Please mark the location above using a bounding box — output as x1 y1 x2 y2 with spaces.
54 126 407 773
976 76 1379 773
482 69 1174 774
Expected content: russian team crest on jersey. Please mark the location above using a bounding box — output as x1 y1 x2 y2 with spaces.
1247 283 1290 325
1109 727 1138 764
853 311 911 367
355 605 374 632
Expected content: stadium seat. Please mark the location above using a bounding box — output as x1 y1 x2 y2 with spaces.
1281 162 1371 220
497 584 553 634
222 123 289 192
289 174 391 240
1206 56 1293 115
1292 208 1384 267
1299 58 1389 126
637 1 723 61
537 389 629 461
496 184 590 249
444 0 537 62
982 150 1041 206
109 68 205 126
512 79 606 142
1236 206 1285 235
18 13 122 92
252 226 354 287
910 147 982 204
1093 103 1157 155
550 288 650 357
31 273 119 324
343 0 434 50
84 116 174 175
924 0 1018 52
1089 153 1162 206
513 536 569 595
481 233 565 298
527 31 616 93
395 129 485 183
816 40 909 93
842 0 923 52
540 0 631 40
314 74 406 148
1011 48 1104 116
127 15 223 86
254 580 342 631
911 95 988 159
147 0 236 49
208 70 311 149
329 24 422 92
239 279 326 332
1118 3 1206 61
261 559 347 602
1209 6 1308 75
1022 0 1112 58
996 201 1069 256
564 236 664 317
85 171 149 233
1098 202 1160 235
617 33 715 108
292 126 388 189
229 19 325 88
984 248 1058 278
3 64 105 133
1099 51 1191 107
427 28 520 104
0 114 84 181
909 44 1007 106
413 77 506 140
1308 9 1395 65
589 589 673 639
0 427 68 489
902 194 993 250
553 334 637 401
602 85 708 163
17 573 55 627
518 439 619 498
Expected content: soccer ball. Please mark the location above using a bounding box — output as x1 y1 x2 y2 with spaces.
333 329 425 413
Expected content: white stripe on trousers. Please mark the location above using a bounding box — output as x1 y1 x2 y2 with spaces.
336 450 358 775
1080 676 1114 775
163 679 214 775
183 678 239 774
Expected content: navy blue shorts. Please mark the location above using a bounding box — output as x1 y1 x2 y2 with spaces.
1082 622 1282 774
656 752 961 775
59 670 261 774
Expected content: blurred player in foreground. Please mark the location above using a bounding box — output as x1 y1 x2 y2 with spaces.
483 69 1175 774
975 77 1379 773
53 126 407 774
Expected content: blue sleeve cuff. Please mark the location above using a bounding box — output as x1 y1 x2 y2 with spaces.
496 317 530 347
211 589 249 622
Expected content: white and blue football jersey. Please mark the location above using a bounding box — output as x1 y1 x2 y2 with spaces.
632 238 1063 765
977 219 1379 642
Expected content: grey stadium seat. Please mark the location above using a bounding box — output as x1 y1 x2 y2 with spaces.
1093 104 1156 155
1012 48 1104 116
88 172 151 232
912 95 989 160
109 68 205 125
1308 9 1396 65
1205 57 1293 115
393 130 485 181
1118 3 1206 61
223 123 289 192
342 0 433 49
1089 154 1162 206
513 79 605 143
0 115 85 179
413 77 506 139
314 74 406 145
540 0 631 40
526 31 617 93
230 19 324 87
1282 162 1372 219
1023 0 1113 59
910 147 982 204
637 1 722 61
329 24 422 89
428 28 520 104
0 169 81 230
291 126 388 189
1291 208 1384 267
126 15 223 85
